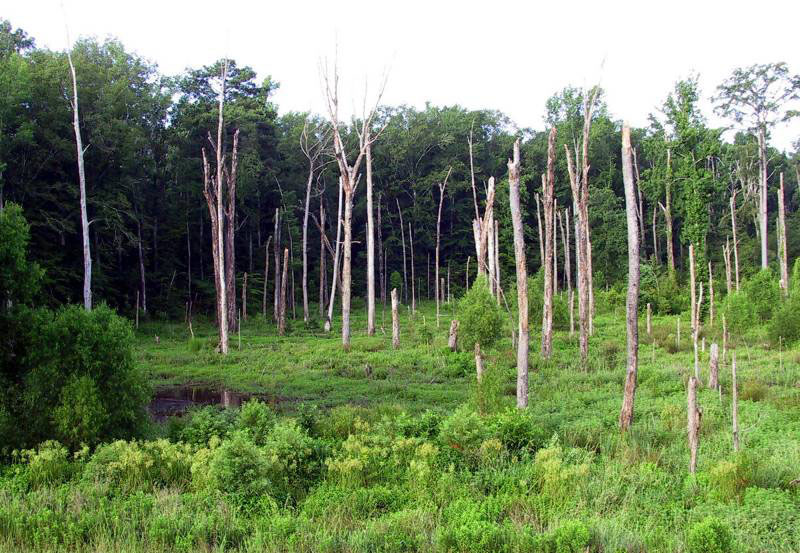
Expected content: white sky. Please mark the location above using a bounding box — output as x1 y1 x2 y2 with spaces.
6 0 800 150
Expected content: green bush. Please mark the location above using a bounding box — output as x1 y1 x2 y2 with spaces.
686 517 733 553
53 375 108 449
261 419 322 504
767 295 800 345
439 405 491 464
722 291 754 334
743 269 780 322
85 439 194 492
533 520 592 553
174 406 237 446
20 440 75 488
235 399 276 445
458 275 504 351
390 271 403 295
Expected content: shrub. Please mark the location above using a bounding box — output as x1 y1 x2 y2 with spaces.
439 405 491 464
532 520 592 553
21 440 75 488
85 439 194 492
261 419 322 504
744 269 781 322
686 517 733 553
236 400 276 445
488 408 548 454
458 275 504 351
740 379 768 402
175 405 237 445
390 271 403 295
722 291 755 335
767 295 800 345
53 375 108 449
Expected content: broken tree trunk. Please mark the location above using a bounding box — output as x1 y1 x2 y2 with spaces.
474 342 484 382
688 376 701 473
279 248 288 336
391 288 399 349
709 343 719 390
436 168 452 328
619 124 640 431
542 128 557 359
448 319 459 352
508 139 529 408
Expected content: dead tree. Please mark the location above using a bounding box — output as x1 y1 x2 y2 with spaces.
473 178 496 277
541 128 557 359
778 172 788 295
553 199 558 295
319 199 326 319
278 248 288 336
494 218 501 299
436 168 453 327
688 376 701 473
273 208 282 321
65 28 92 311
508 139 529 408
366 142 376 335
262 236 271 318
732 353 739 451
300 120 328 323
391 288 399 349
448 319 459 352
709 343 719 389
321 59 386 349
708 262 714 327
398 199 408 303
474 343 484 382
409 222 416 314
535 193 544 264
723 237 732 295
201 60 240 354
619 124 640 431
659 149 676 279
242 272 248 321
651 208 659 264
377 193 385 309
325 178 343 331
730 192 740 291
690 244 703 382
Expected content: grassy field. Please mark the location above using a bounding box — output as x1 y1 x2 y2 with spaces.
1 297 799 552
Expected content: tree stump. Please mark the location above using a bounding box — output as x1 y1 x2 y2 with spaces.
448 320 459 352
708 343 719 389
391 288 399 349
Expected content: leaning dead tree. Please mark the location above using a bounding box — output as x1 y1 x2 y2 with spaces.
65 24 92 311
619 125 640 431
508 139 528 408
321 58 387 349
542 128 557 359
565 87 599 335
201 60 240 354
435 167 453 328
300 119 328 323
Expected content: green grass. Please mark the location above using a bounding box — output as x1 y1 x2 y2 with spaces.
1 297 799 552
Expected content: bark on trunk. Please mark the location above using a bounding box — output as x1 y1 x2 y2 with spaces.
732 353 739 451
342 189 354 349
448 319 459 352
709 343 719 390
273 209 281 321
730 193 740 291
366 142 376 335
279 248 288 336
779 172 788 295
409 222 415 314
474 342 484 382
66 40 92 311
646 303 652 336
398 200 408 303
619 125 640 431
688 376 700 473
391 288 399 349
535 193 544 265
758 127 768 269
723 238 732 296
325 178 343 331
319 199 326 319
508 139 529 408
436 169 452 328
262 236 271 318
377 194 385 307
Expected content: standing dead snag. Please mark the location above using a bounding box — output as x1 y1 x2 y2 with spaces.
325 178 343 331
273 208 282 321
434 167 452 326
300 119 328 324
619 125 640 431
262 236 271 318
778 172 789 295
397 199 408 303
709 343 720 390
201 60 240 354
391 288 399 349
474 343 484 382
473 179 496 278
730 193 740 291
732 352 739 451
688 376 701 473
448 320 459 352
278 248 289 336
723 237 732 296
65 23 92 311
535 193 544 264
321 58 387 349
242 272 248 321
689 244 703 383
541 128 557 359
508 139 528 408
659 149 676 279
409 222 416 314
366 142 377 335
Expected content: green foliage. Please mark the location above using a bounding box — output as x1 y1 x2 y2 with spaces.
85 439 193 492
235 399 276 445
19 440 75 488
723 269 780 334
458 275 504 350
687 517 733 553
174 406 237 446
0 202 41 306
390 272 403 295
53 375 109 449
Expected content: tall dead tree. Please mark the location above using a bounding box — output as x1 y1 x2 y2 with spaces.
778 172 788 295
262 236 272 318
508 139 528 408
619 125 640 431
319 198 326 318
278 248 288 335
687 376 701 473
391 288 399 349
321 59 386 349
325 178 343 331
201 60 240 354
65 27 92 311
730 192 740 291
473 178 496 278
273 208 282 321
659 149 676 279
366 142 376 335
377 193 385 308
542 128 557 359
535 193 544 264
300 120 328 323
435 168 453 328
409 222 416 314
398 199 408 303
723 237 732 295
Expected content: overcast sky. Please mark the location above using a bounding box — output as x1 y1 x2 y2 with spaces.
6 0 800 150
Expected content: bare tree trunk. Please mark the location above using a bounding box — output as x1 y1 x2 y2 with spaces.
436 169 452 328
325 178 343 331
135 290 139 329
448 319 459 351
688 376 700 473
342 189 354 348
508 139 529 408
279 248 288 336
723 238 732 296
366 142 376 335
495 218 501 299
779 172 788 294
690 244 703 383
488 212 496 297
647 303 652 336
262 236 271 319
536 193 544 265
709 343 719 390
273 208 281 321
542 128 557 359
661 149 676 278
302 173 312 323
391 288 399 349
377 193 385 307
224 134 238 334
730 193 740 291
708 262 714 327
758 127 769 269
553 200 558 295
409 222 416 314
560 208 570 302
398 199 408 303
474 342 484 382
242 272 248 321
619 125 640 431
137 219 147 313
466 256 471 289
566 142 589 366
319 200 326 319
66 38 92 311
652 208 659 264
732 353 739 451
447 263 451 304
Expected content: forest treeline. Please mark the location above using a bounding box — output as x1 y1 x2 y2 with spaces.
1 19 799 320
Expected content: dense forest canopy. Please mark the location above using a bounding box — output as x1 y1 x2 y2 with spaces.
1 19 798 319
